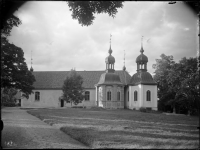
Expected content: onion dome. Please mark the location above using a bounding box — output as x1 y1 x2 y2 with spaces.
129 72 157 85
105 46 115 64
136 46 148 63
97 72 123 85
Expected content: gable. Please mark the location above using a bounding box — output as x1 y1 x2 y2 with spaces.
32 70 131 89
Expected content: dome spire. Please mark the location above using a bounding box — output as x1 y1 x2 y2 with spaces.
140 36 144 53
30 50 33 72
123 50 126 71
108 34 112 55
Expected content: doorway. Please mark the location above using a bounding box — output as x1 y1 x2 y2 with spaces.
60 99 64 107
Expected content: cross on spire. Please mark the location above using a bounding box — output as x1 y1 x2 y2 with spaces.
124 50 125 66
141 36 144 47
110 34 112 45
108 34 113 55
123 50 126 71
140 36 144 53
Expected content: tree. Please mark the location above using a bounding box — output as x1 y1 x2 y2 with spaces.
153 54 200 115
153 54 176 112
1 37 36 98
2 87 17 106
1 14 35 99
1 1 124 28
167 57 199 115
1 14 21 37
67 1 124 26
62 69 85 106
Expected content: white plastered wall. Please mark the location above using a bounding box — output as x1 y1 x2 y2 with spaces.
21 89 96 108
21 90 62 108
129 84 157 110
129 85 141 110
65 89 96 107
142 85 158 110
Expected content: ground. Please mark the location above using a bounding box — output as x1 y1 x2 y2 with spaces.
1 107 88 149
26 107 199 149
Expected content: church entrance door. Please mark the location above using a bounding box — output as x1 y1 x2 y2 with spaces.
61 99 64 107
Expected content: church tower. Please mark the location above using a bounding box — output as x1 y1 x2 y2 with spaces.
95 35 124 109
129 37 157 110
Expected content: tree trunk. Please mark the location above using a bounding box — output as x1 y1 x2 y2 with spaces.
187 110 191 116
71 100 72 107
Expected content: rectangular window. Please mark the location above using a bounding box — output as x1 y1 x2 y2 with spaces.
134 91 137 101
117 92 120 101
107 91 111 101
35 92 40 101
85 91 90 101
128 91 129 101
147 90 151 101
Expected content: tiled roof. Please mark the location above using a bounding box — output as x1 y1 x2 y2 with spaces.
129 71 157 85
32 70 131 89
97 73 124 85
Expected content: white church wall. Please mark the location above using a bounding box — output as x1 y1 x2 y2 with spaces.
129 84 157 110
129 86 141 110
124 87 129 109
22 89 97 108
65 89 96 107
142 85 158 110
21 89 62 108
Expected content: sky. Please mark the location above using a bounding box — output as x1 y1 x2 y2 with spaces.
8 1 199 76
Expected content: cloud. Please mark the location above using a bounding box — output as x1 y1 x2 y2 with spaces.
8 1 198 76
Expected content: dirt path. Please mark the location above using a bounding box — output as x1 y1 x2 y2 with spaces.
1 107 89 149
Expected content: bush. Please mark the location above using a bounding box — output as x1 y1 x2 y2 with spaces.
72 106 85 108
139 107 147 112
2 103 16 107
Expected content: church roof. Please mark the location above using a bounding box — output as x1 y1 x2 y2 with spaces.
32 70 131 89
97 72 123 86
129 71 157 85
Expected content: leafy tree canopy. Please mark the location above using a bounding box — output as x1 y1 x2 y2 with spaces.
67 1 124 26
1 14 22 37
1 14 35 99
62 69 85 106
1 37 36 98
1 87 18 106
1 1 124 28
153 54 200 115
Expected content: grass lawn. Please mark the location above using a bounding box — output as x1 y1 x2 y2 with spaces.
27 107 199 149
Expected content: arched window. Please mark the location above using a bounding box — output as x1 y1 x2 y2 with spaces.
128 91 129 101
107 91 111 101
134 91 137 101
85 91 90 101
35 91 40 101
147 90 151 101
117 92 120 101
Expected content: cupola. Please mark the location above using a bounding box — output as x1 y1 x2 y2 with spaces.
105 35 115 73
136 37 148 72
129 37 156 86
97 34 123 86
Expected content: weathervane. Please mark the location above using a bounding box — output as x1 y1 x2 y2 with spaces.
110 34 112 45
141 36 144 47
124 50 125 67
140 36 144 53
31 50 33 67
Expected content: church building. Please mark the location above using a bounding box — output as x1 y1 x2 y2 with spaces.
21 38 158 110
